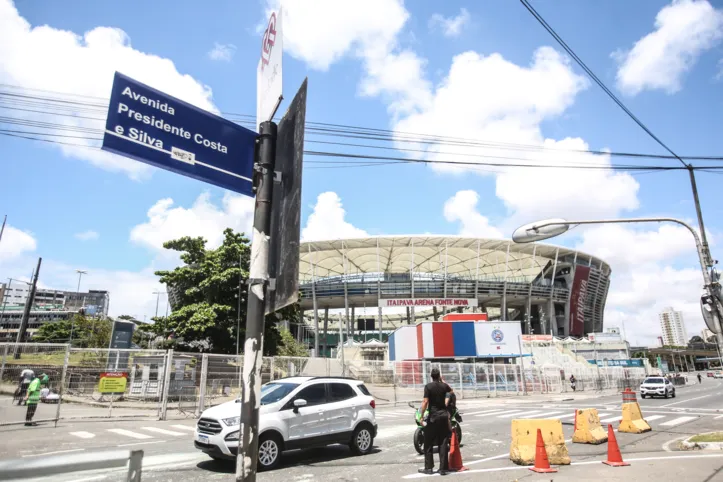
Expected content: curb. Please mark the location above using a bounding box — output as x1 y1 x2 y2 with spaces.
682 434 723 451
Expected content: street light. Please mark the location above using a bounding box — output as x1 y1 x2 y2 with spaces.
69 269 88 346
511 217 723 351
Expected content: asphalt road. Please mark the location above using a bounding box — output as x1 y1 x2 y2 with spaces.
2 378 723 481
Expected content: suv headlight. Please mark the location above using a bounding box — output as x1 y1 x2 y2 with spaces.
225 431 240 441
222 416 241 426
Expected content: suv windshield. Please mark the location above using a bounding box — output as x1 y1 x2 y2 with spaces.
260 382 299 405
643 378 665 384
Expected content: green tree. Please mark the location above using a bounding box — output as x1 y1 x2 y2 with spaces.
154 228 300 354
276 329 309 357
33 314 112 348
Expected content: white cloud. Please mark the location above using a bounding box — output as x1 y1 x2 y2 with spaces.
130 192 254 254
208 42 236 62
429 8 471 38
0 224 36 262
301 192 368 241
74 230 99 241
0 0 218 179
614 0 723 95
443 191 503 238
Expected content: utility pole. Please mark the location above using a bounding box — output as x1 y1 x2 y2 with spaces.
0 215 6 246
237 250 243 356
236 120 277 481
70 269 87 346
15 258 41 356
338 313 346 376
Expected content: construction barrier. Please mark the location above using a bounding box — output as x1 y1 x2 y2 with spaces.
618 400 651 434
572 408 608 445
510 419 570 466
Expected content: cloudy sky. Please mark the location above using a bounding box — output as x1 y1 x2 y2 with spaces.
1 0 722 345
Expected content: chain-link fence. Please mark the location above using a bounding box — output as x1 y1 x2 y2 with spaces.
0 343 655 425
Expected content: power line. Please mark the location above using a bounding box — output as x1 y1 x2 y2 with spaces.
520 0 687 167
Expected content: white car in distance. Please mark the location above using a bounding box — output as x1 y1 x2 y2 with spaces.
194 376 377 471
639 376 675 399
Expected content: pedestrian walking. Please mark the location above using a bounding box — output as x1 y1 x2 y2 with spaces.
697 373 702 384
16 368 34 406
24 373 47 426
418 368 453 476
569 375 577 392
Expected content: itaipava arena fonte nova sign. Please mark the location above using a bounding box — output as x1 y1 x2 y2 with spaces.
379 298 478 308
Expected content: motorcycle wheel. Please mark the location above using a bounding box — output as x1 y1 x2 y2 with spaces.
413 427 424 455
455 425 462 445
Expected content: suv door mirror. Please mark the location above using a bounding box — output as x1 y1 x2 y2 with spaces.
293 398 307 413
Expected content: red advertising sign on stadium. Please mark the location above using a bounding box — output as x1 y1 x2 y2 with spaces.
569 265 591 336
379 298 478 308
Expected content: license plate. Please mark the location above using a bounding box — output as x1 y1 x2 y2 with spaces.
196 434 209 444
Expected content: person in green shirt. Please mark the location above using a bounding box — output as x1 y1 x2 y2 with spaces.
24 373 48 426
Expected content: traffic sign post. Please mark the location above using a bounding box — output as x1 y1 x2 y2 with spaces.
257 6 283 128
102 72 257 197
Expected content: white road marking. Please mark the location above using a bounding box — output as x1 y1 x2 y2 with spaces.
467 409 507 416
661 394 711 407
494 410 526 418
481 438 503 444
22 448 85 457
108 428 153 439
465 452 508 466
69 431 96 439
171 425 197 432
117 440 166 447
644 415 666 422
599 416 621 424
660 416 697 427
715 414 723 419
518 411 563 419
142 427 185 436
551 413 576 420
376 424 415 440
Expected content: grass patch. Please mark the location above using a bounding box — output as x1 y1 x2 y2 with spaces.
690 432 723 443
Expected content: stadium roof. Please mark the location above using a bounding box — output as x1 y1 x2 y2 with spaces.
300 236 609 281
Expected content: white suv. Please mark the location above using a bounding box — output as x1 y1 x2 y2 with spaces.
640 377 676 399
194 376 377 470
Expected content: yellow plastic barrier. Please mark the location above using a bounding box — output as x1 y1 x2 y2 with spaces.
618 402 651 434
572 408 608 444
510 419 571 466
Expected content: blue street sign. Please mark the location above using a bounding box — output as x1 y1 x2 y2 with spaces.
102 72 256 197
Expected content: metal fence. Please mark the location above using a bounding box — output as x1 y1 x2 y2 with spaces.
0 343 652 425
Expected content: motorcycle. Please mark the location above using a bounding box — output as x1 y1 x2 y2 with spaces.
409 402 462 455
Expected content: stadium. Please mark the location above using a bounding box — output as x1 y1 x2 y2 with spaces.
297 236 611 353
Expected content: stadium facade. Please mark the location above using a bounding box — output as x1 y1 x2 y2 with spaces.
298 236 610 338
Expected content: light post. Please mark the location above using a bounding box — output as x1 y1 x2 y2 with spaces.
152 291 166 339
512 217 723 354
69 269 88 346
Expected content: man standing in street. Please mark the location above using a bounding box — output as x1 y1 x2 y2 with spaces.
418 368 453 475
24 373 46 426
697 373 702 384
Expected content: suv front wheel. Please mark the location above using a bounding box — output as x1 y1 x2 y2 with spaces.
258 432 283 471
350 424 374 455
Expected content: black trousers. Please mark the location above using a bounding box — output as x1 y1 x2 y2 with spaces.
25 403 38 422
424 412 450 471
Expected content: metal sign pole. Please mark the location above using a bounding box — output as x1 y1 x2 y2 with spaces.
236 121 277 482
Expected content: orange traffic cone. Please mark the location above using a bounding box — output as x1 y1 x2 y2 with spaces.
529 428 558 473
448 430 468 472
603 424 630 467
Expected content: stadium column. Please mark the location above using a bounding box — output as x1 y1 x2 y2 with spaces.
474 239 481 314
376 237 383 341
323 307 329 357
562 251 578 337
526 244 537 335
342 240 351 343
442 240 449 317
309 244 320 357
351 306 355 337
502 241 511 321
410 239 415 324
548 248 559 336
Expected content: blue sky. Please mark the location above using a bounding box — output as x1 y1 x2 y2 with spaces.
0 0 722 344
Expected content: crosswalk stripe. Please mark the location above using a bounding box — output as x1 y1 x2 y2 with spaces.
69 431 95 439
496 410 528 418
600 416 622 423
522 411 564 419
715 415 723 420
108 429 153 440
470 409 508 416
553 413 576 420
660 416 696 427
644 415 665 422
596 413 611 418
171 425 196 432
141 427 185 436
